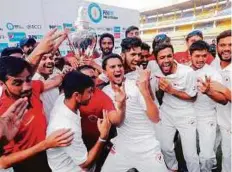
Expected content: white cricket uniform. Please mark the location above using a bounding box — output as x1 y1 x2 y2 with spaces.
46 94 88 172
101 79 168 172
32 73 60 121
194 64 223 171
158 63 200 172
211 57 231 172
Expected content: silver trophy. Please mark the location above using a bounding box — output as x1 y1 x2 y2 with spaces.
68 6 97 61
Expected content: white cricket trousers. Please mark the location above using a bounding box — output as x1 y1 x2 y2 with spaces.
101 145 168 172
220 126 231 172
159 107 200 172
196 111 217 172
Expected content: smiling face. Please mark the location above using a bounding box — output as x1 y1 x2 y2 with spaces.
156 47 175 75
140 49 150 69
124 47 142 72
5 68 32 99
217 36 231 62
104 58 125 85
37 53 55 77
191 50 208 70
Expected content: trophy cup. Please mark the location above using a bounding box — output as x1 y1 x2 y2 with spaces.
68 6 97 63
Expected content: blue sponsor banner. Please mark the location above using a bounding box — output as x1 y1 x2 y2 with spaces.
8 32 26 42
28 35 43 40
63 23 75 32
114 26 120 33
0 43 8 52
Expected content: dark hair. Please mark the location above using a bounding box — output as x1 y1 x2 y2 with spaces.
216 30 231 44
102 53 123 70
154 44 174 58
141 42 150 51
76 65 95 72
189 40 209 55
99 33 114 47
186 30 203 41
1 47 23 57
62 71 94 99
0 56 32 82
125 26 139 37
121 37 142 53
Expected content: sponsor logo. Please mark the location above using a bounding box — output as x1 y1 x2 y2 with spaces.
0 35 6 39
26 24 42 30
28 34 43 40
103 9 118 20
88 3 102 23
155 153 164 163
88 115 98 123
8 32 26 42
63 23 75 31
106 27 112 31
6 23 24 30
0 43 8 52
114 26 120 33
88 3 118 23
114 33 120 39
49 25 63 30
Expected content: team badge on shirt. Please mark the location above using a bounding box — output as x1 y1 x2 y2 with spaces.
155 153 164 163
88 115 98 123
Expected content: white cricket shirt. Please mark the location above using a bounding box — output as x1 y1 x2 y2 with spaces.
46 94 88 172
103 79 161 155
194 64 223 115
211 57 231 131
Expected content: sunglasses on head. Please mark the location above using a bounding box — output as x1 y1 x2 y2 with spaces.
154 34 168 43
187 30 203 39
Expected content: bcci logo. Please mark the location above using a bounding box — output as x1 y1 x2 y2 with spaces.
6 23 14 30
88 3 102 23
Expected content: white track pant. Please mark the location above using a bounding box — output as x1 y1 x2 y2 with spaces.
196 113 216 172
159 108 200 172
0 168 14 172
220 126 231 172
101 145 168 172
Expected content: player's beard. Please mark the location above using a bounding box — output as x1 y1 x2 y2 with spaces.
218 51 231 62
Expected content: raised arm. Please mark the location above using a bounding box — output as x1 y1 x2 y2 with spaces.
0 129 74 169
136 66 160 123
27 29 67 75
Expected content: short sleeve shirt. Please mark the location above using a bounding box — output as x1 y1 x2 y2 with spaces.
46 94 87 172
0 80 47 155
79 88 115 150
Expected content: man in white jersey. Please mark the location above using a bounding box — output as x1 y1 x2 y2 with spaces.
210 30 231 172
153 43 200 172
189 40 228 171
46 71 111 172
101 53 168 172
119 38 158 103
32 53 63 120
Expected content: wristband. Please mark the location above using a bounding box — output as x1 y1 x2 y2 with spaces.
98 137 107 143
